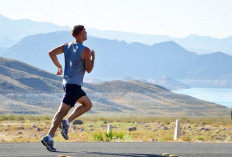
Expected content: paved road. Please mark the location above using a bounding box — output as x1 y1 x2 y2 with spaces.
0 142 232 157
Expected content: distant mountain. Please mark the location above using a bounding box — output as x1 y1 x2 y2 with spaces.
0 14 70 47
88 29 232 56
0 57 229 116
147 76 189 90
175 35 232 56
2 31 232 88
1 14 231 55
0 36 16 47
1 31 72 73
0 47 7 55
87 28 171 45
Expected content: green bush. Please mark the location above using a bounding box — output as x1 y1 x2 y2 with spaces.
114 132 124 139
93 132 104 141
105 131 113 141
93 131 125 142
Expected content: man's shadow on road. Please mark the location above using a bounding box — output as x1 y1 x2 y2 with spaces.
83 151 164 157
55 150 77 153
52 151 164 157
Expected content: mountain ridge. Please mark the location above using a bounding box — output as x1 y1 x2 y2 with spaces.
1 31 232 88
0 14 70 47
0 57 62 92
1 14 232 55
87 28 232 56
0 57 230 116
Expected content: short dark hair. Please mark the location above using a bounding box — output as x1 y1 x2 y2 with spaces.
71 25 85 37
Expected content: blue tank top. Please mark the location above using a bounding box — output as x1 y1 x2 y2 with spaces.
63 42 86 86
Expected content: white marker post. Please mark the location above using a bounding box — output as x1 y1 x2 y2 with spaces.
174 119 181 140
107 124 112 134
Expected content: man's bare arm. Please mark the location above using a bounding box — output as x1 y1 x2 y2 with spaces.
82 47 95 73
48 44 65 75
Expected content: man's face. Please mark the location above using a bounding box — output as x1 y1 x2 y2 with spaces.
82 29 87 41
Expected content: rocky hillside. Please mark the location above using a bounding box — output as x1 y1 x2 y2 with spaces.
0 57 62 92
84 80 229 116
0 57 230 116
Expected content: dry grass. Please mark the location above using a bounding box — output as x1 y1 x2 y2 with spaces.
0 114 232 143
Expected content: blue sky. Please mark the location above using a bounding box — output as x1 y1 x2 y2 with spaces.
0 0 231 38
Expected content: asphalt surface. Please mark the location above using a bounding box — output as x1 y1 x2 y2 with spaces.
0 142 232 157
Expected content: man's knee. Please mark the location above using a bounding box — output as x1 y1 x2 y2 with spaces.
84 101 92 111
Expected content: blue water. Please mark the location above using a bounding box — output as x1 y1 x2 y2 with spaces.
172 88 232 108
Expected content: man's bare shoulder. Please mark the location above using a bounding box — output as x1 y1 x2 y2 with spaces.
83 47 90 52
83 47 91 55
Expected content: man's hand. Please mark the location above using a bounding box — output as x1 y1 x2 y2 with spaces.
56 67 63 75
91 50 95 61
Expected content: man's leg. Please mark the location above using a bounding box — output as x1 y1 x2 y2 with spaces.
41 102 72 151
67 95 92 123
48 102 72 137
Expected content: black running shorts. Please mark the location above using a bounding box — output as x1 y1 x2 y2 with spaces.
62 84 86 107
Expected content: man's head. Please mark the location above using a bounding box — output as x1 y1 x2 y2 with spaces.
71 25 87 41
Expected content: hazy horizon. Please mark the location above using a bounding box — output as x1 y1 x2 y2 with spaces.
0 0 231 38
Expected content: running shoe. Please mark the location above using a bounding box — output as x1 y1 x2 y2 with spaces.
59 120 69 140
41 136 56 152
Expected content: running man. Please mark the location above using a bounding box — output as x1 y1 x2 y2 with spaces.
41 25 95 152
